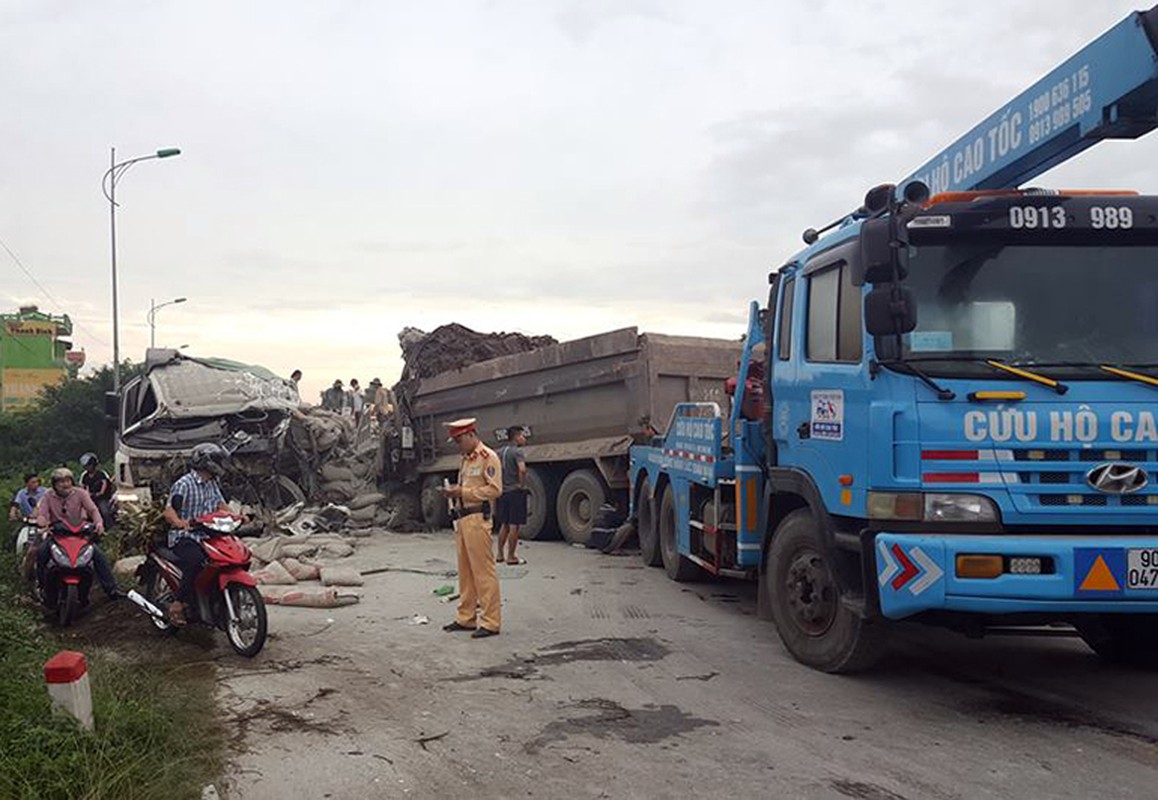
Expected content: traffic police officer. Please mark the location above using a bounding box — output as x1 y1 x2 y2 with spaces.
441 418 503 638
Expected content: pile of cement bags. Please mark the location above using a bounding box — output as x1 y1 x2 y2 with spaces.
248 531 365 608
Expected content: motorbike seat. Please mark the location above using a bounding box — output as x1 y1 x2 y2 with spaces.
154 546 180 563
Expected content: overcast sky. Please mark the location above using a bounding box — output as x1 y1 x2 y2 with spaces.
3 0 1156 401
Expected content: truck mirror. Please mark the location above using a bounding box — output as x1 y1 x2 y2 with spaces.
103 391 119 422
859 216 909 285
865 286 918 336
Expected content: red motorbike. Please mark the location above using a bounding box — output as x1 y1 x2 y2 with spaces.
131 512 268 657
39 521 99 627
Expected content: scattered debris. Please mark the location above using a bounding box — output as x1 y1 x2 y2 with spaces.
320 566 364 587
432 584 455 596
439 593 461 604
675 671 719 682
112 555 145 577
414 730 449 751
408 614 430 626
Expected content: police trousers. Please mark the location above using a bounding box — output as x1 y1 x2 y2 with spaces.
455 513 501 632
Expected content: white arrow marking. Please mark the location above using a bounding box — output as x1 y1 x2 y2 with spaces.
877 540 899 588
908 547 944 596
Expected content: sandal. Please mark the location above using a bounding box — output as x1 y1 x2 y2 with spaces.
506 557 527 566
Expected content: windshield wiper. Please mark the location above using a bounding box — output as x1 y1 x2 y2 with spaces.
875 360 956 400
1101 365 1158 389
883 355 1070 395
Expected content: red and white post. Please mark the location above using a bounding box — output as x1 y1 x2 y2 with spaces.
44 650 93 731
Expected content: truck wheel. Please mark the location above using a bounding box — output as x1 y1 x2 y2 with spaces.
1076 615 1158 666
520 466 558 541
556 469 607 546
637 476 662 567
765 509 885 673
659 486 706 582
420 475 452 530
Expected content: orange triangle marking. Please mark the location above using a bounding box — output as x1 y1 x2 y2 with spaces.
1080 555 1121 592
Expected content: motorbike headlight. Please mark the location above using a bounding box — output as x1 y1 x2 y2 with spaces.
868 492 1000 523
76 545 94 567
50 542 70 566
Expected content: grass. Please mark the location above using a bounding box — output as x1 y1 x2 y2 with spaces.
0 546 223 800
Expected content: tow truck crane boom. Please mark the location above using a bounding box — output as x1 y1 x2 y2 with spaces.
902 5 1158 196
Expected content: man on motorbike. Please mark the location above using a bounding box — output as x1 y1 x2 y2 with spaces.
79 453 116 530
162 443 232 626
9 472 45 521
35 467 121 601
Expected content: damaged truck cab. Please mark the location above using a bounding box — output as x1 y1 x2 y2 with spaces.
113 349 307 513
631 6 1158 671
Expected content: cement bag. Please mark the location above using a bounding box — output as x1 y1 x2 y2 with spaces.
348 505 377 523
114 555 145 578
253 560 298 585
321 464 356 483
320 565 364 586
258 586 289 604
319 542 355 559
348 492 386 511
282 557 320 581
321 480 359 500
278 587 360 608
279 543 317 559
350 460 373 479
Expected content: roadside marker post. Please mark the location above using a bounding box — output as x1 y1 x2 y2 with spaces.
44 650 94 731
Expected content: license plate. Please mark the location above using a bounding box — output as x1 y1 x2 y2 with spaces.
1127 549 1158 591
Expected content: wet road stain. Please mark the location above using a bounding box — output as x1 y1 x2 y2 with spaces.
524 698 718 753
449 637 670 681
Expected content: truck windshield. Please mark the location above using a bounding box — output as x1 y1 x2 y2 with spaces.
893 243 1158 376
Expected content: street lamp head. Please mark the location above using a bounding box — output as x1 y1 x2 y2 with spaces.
174 297 187 304
156 147 181 159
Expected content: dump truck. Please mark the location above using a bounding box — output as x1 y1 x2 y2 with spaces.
385 327 741 543
631 5 1158 672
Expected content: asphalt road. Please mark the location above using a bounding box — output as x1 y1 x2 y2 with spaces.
211 531 1158 799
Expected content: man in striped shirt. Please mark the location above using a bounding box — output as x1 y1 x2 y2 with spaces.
162 443 232 625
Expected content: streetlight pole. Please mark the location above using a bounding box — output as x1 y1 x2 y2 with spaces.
148 296 187 348
102 146 181 394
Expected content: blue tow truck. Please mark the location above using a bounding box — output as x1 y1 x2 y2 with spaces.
630 5 1158 672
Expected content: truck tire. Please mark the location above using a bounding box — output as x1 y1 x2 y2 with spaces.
520 466 558 541
420 475 452 530
556 469 607 546
765 509 885 673
1076 615 1158 666
637 476 661 567
659 486 706 582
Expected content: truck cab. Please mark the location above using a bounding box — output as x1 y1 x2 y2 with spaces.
630 5 1158 672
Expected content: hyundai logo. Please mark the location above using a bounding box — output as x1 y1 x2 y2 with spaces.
1086 462 1149 495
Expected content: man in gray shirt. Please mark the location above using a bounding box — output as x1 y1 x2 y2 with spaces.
495 425 528 564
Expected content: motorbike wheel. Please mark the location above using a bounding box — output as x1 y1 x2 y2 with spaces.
224 584 267 657
143 567 177 633
58 584 78 627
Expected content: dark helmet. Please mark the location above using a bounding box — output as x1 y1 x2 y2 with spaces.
80 452 99 469
189 443 229 477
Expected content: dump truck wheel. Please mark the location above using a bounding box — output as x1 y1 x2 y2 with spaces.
520 466 558 541
766 509 885 673
637 476 661 567
659 486 706 582
556 469 607 546
1077 615 1158 666
420 475 452 530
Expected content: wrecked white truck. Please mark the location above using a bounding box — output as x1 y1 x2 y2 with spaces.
112 349 386 528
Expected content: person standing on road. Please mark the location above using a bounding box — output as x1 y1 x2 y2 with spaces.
350 378 365 424
322 380 345 412
290 370 302 398
79 453 116 530
441 418 503 639
495 425 528 565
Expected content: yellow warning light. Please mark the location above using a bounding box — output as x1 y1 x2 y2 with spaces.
956 554 1004 579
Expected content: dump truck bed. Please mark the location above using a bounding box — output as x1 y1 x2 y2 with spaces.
409 327 741 483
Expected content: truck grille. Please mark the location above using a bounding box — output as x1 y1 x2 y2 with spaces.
1011 448 1158 510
